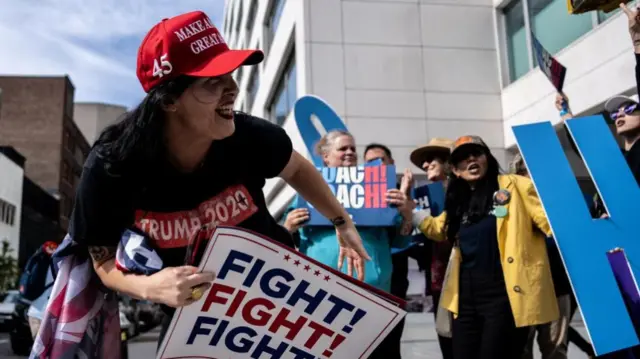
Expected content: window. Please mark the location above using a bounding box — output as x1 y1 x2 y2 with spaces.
246 0 258 34
0 199 16 226
503 0 599 84
504 0 529 83
268 54 297 126
246 69 260 112
266 0 285 51
529 0 593 54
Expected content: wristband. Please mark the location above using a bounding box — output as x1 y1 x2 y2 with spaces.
559 109 569 117
331 216 346 227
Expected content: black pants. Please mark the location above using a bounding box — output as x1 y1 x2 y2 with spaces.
432 291 454 359
368 317 405 359
453 269 529 359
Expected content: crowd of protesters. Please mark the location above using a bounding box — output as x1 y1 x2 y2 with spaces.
283 3 640 359
27 3 640 359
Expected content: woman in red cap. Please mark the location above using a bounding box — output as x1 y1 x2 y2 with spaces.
68 11 369 344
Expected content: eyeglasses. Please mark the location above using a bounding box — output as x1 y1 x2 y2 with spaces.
610 103 639 121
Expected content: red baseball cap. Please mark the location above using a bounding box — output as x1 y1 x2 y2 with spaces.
137 11 264 93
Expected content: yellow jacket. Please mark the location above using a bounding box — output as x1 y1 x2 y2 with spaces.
416 174 559 327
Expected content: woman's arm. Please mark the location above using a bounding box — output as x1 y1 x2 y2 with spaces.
412 210 447 242
514 176 552 237
279 151 370 261
88 245 215 307
88 246 152 299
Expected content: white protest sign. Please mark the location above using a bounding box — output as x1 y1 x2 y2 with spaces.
157 226 407 359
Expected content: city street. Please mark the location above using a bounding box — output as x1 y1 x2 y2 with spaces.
0 313 593 359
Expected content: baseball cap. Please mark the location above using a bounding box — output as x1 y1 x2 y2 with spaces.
450 135 489 163
604 95 639 113
137 11 264 93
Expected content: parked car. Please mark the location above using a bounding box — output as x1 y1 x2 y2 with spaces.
0 290 20 331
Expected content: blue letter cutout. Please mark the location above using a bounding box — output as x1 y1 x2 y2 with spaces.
512 115 640 355
294 95 348 166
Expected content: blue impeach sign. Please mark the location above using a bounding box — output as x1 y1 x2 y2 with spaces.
513 115 640 355
296 164 398 227
293 95 397 227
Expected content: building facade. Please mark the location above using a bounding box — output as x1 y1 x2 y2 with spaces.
222 0 635 217
0 150 24 260
74 102 127 146
0 76 90 232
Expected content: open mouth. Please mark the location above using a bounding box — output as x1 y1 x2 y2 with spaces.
616 119 626 127
215 103 234 120
468 163 480 173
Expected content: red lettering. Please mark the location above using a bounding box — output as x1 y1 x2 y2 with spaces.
241 297 276 326
379 182 387 208
201 283 235 312
364 166 378 183
268 308 307 341
225 290 248 318
304 321 335 350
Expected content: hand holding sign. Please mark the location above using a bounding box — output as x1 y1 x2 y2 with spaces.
284 208 310 233
146 266 216 307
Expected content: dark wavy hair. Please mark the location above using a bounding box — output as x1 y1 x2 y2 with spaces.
444 147 502 243
94 75 199 169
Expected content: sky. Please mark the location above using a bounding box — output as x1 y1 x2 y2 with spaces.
0 0 226 109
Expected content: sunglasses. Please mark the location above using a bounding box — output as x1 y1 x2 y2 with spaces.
451 146 485 165
610 103 639 121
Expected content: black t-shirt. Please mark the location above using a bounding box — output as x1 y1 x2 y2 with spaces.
458 214 501 274
69 113 295 269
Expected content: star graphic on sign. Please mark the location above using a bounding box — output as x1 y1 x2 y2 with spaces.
237 194 248 207
304 265 311 271
284 254 291 261
294 260 301 266
324 275 330 282
314 270 321 276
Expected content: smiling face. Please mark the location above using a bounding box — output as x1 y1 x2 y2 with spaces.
451 145 489 184
171 74 240 140
323 135 357 167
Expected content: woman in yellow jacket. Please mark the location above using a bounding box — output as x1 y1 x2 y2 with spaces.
409 136 559 359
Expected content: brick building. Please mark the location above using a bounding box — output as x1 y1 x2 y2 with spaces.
0 76 89 233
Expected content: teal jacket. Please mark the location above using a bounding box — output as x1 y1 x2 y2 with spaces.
285 198 411 292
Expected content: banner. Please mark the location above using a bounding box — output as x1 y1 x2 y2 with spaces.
531 32 567 93
512 115 640 355
392 182 445 254
296 164 398 227
156 227 407 359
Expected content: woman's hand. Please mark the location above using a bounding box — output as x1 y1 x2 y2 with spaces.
400 168 413 196
144 266 216 308
386 189 415 219
283 208 310 233
336 226 366 281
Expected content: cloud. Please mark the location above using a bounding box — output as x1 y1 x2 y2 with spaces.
0 0 227 109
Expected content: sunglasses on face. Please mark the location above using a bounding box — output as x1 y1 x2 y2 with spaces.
452 146 485 165
610 103 639 121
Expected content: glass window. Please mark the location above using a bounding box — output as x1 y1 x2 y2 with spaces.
246 69 260 112
266 0 285 51
268 55 297 126
529 0 593 55
504 0 529 83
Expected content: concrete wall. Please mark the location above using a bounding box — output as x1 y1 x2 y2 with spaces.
0 153 23 259
74 103 127 146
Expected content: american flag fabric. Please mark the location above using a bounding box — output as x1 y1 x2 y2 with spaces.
30 230 164 359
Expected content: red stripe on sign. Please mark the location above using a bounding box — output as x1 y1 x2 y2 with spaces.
133 185 258 248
